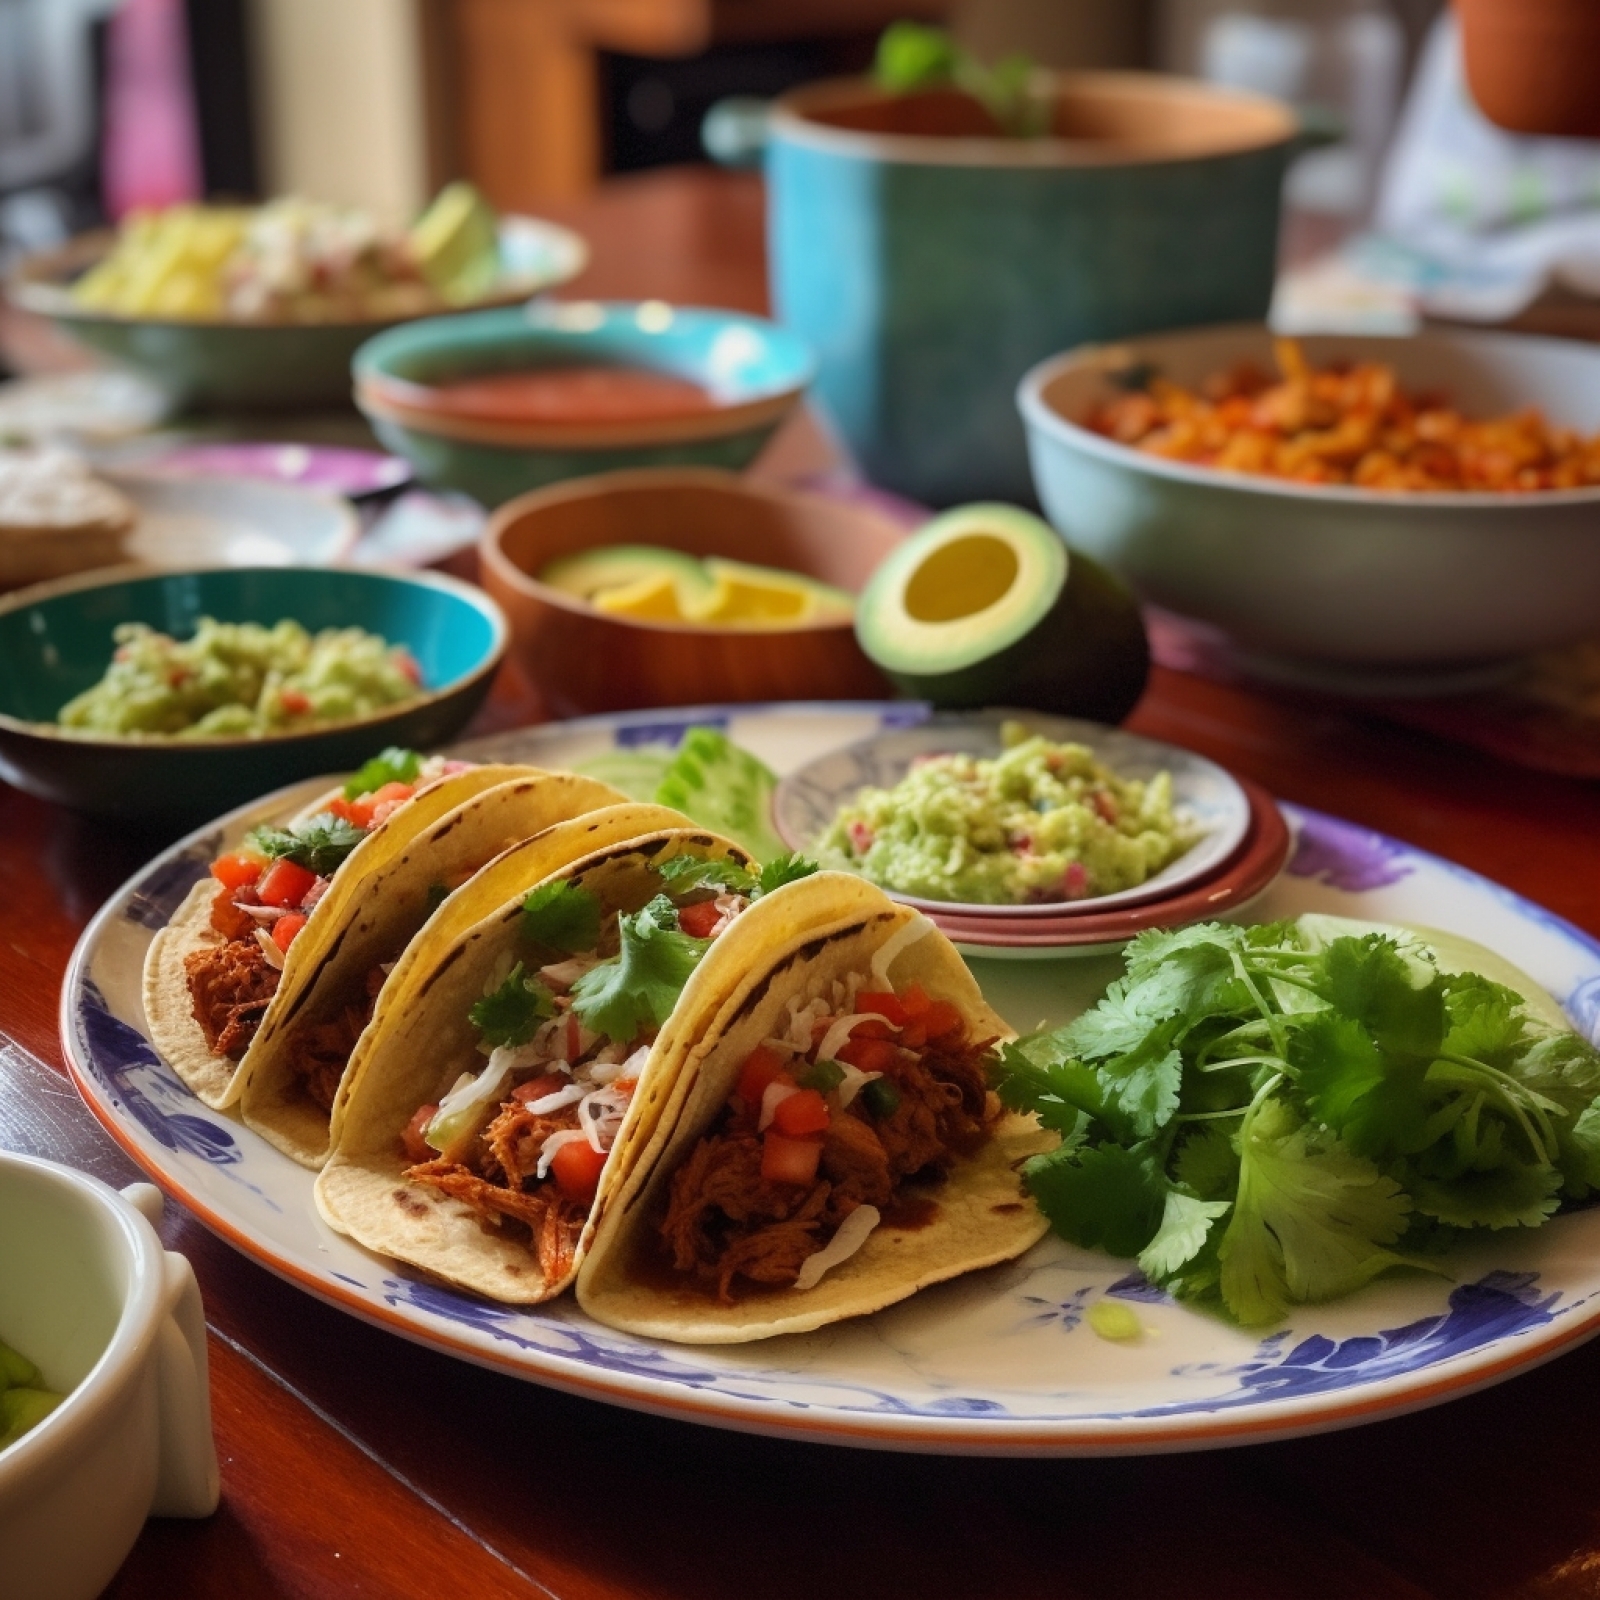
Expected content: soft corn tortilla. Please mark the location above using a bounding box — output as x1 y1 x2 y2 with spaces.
575 872 1054 1345
237 771 633 1167
142 763 540 1110
314 819 756 1303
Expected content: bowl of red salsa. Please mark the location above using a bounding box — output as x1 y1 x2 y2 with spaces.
353 300 815 506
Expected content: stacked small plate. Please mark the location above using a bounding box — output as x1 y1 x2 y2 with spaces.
773 712 1291 959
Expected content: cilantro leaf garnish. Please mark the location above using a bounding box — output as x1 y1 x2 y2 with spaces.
656 855 756 898
246 812 368 876
344 746 422 799
569 905 709 1044
521 880 602 954
757 853 820 895
469 962 555 1049
1003 916 1600 1326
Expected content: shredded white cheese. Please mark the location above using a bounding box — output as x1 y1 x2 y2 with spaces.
794 1205 881 1291
255 928 284 969
835 1062 882 1109
578 1083 634 1153
522 1082 587 1116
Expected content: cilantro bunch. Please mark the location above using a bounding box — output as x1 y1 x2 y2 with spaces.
995 918 1600 1326
246 812 367 876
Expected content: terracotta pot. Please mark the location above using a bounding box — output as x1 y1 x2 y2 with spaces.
480 468 903 716
1456 0 1600 138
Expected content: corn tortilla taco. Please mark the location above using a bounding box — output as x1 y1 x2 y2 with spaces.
314 817 786 1302
576 873 1054 1344
142 754 542 1111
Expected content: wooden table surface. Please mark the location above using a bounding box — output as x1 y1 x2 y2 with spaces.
8 167 1600 1600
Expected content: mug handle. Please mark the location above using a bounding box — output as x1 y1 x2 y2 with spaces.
702 97 770 168
122 1184 222 1518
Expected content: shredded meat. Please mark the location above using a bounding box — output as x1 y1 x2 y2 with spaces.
405 1158 585 1283
481 1101 579 1188
283 963 389 1113
184 938 278 1058
659 1019 999 1301
209 884 259 941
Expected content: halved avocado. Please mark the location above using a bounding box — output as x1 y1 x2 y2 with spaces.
541 545 716 616
855 504 1149 723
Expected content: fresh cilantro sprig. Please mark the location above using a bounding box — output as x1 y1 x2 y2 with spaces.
656 850 819 900
469 962 555 1049
874 21 1049 139
570 901 709 1044
997 918 1600 1326
246 812 368 876
344 746 422 799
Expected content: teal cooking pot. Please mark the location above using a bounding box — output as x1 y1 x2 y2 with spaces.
711 75 1300 506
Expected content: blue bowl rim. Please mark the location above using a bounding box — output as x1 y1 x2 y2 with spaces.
0 563 509 749
352 298 817 402
1017 321 1600 513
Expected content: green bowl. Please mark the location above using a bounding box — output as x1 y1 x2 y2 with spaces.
353 300 815 506
7 219 588 413
0 566 508 825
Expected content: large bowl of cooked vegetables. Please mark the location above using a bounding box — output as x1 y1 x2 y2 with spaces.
6 185 587 412
0 564 507 823
1019 324 1600 678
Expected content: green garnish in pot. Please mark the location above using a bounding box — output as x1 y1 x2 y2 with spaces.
874 21 1049 139
570 900 710 1044
993 918 1600 1327
0 1337 62 1452
799 1058 847 1092
860 1077 901 1118
246 811 368 876
469 962 555 1049
521 880 603 954
652 726 788 865
344 746 422 799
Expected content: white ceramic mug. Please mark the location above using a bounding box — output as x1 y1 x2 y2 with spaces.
0 1152 219 1600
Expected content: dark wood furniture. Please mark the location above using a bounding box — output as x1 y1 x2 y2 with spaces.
8 166 1600 1599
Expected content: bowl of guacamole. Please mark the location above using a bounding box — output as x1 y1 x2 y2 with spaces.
776 711 1251 914
0 564 507 823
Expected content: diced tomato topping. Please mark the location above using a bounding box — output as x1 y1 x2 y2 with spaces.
280 689 313 716
210 852 264 891
761 1130 823 1186
550 1138 608 1202
838 1035 898 1074
737 1045 790 1106
345 781 415 830
271 912 309 953
1090 790 1118 824
847 821 874 854
855 991 906 1028
325 796 360 825
899 982 932 1020
677 900 723 939
900 1021 927 1050
923 999 964 1040
1062 861 1089 899
394 650 423 686
852 1017 894 1040
772 1087 830 1137
512 1073 569 1104
256 857 318 908
401 1104 437 1164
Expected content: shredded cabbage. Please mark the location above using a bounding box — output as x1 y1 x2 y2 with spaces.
869 914 934 988
816 1012 893 1066
794 1205 881 1291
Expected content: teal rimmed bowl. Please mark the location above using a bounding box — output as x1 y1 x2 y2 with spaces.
353 299 815 505
0 566 507 825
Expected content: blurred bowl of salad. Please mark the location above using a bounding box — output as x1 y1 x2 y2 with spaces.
354 299 814 505
0 563 507 823
6 185 587 412
0 1155 218 1600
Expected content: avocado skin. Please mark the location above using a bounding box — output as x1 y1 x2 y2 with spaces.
880 545 1150 724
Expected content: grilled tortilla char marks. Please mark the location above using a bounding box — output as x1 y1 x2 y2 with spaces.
183 937 279 1058
659 1002 997 1302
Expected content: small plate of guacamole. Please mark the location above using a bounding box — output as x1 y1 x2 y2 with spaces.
774 711 1250 915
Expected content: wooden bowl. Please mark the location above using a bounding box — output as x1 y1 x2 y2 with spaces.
479 468 905 715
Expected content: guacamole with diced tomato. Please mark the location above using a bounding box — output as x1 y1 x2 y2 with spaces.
817 722 1197 905
58 617 424 738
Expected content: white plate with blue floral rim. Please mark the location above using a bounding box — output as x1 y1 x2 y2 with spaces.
771 709 1251 918
59 701 1600 1457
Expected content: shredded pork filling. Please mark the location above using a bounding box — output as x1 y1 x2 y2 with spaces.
183 933 279 1058
659 998 997 1302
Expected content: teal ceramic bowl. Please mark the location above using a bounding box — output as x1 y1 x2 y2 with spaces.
7 218 588 413
353 299 814 506
0 566 507 825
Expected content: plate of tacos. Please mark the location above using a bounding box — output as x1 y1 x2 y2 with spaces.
60 702 1600 1454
